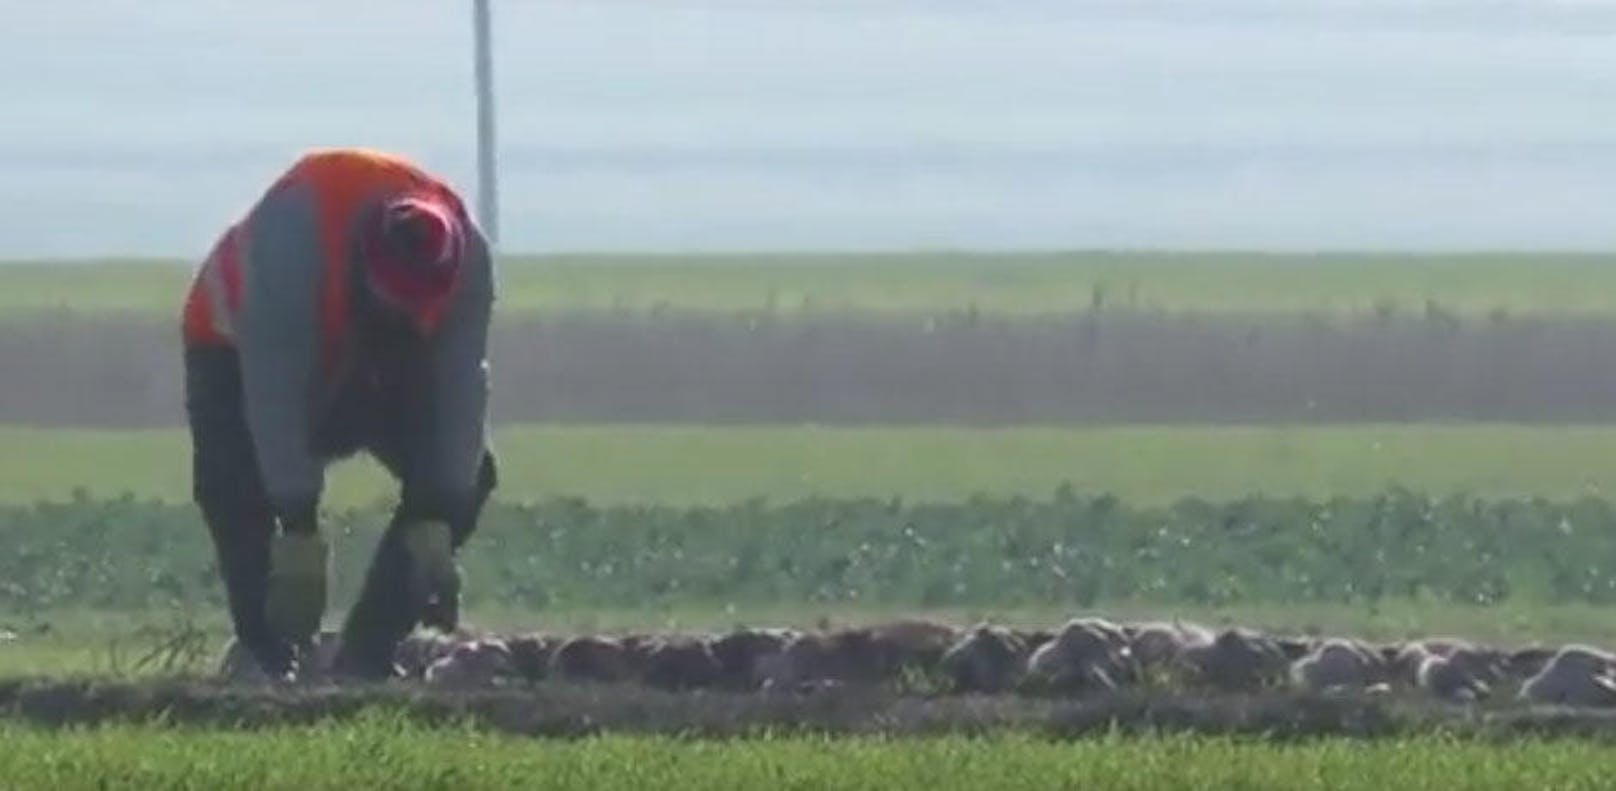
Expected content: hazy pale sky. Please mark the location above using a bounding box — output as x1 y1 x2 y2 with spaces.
5 0 1616 257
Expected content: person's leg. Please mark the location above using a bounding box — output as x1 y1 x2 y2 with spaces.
185 345 293 678
334 438 498 679
436 449 499 548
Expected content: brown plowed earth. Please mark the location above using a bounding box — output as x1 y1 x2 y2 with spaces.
2 677 1615 741
16 312 1616 427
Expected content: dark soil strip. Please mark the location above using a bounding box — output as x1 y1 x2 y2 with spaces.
3 678 1615 742
11 310 1616 427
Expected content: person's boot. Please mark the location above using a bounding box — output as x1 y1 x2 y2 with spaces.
218 634 296 684
264 531 329 654
330 640 407 683
331 530 417 683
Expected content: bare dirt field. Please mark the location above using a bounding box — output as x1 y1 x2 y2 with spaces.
14 311 1616 427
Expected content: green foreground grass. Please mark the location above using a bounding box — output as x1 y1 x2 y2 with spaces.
0 718 1612 790
7 251 1616 318
6 423 1616 507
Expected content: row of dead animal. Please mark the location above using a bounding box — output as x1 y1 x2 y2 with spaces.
220 616 1616 708
941 619 1616 707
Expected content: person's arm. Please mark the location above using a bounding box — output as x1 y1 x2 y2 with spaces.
404 221 495 523
234 180 327 531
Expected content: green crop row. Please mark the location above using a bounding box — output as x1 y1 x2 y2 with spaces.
6 488 1616 617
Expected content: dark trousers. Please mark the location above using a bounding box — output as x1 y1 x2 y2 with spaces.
184 345 497 678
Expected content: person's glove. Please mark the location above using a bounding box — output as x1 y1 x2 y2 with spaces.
265 506 329 648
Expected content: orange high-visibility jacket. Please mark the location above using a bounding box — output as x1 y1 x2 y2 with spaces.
182 148 494 521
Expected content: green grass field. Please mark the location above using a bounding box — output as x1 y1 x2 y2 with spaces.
6 423 1615 507
6 251 1616 318
11 251 1616 772
0 720 1611 790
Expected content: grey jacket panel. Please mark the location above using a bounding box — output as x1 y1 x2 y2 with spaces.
234 181 326 519
408 221 495 513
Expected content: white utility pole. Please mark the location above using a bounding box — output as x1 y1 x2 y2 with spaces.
472 0 500 246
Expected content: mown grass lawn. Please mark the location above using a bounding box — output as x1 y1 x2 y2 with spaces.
4 423 1615 507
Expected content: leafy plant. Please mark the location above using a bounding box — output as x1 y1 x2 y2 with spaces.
4 489 1616 614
